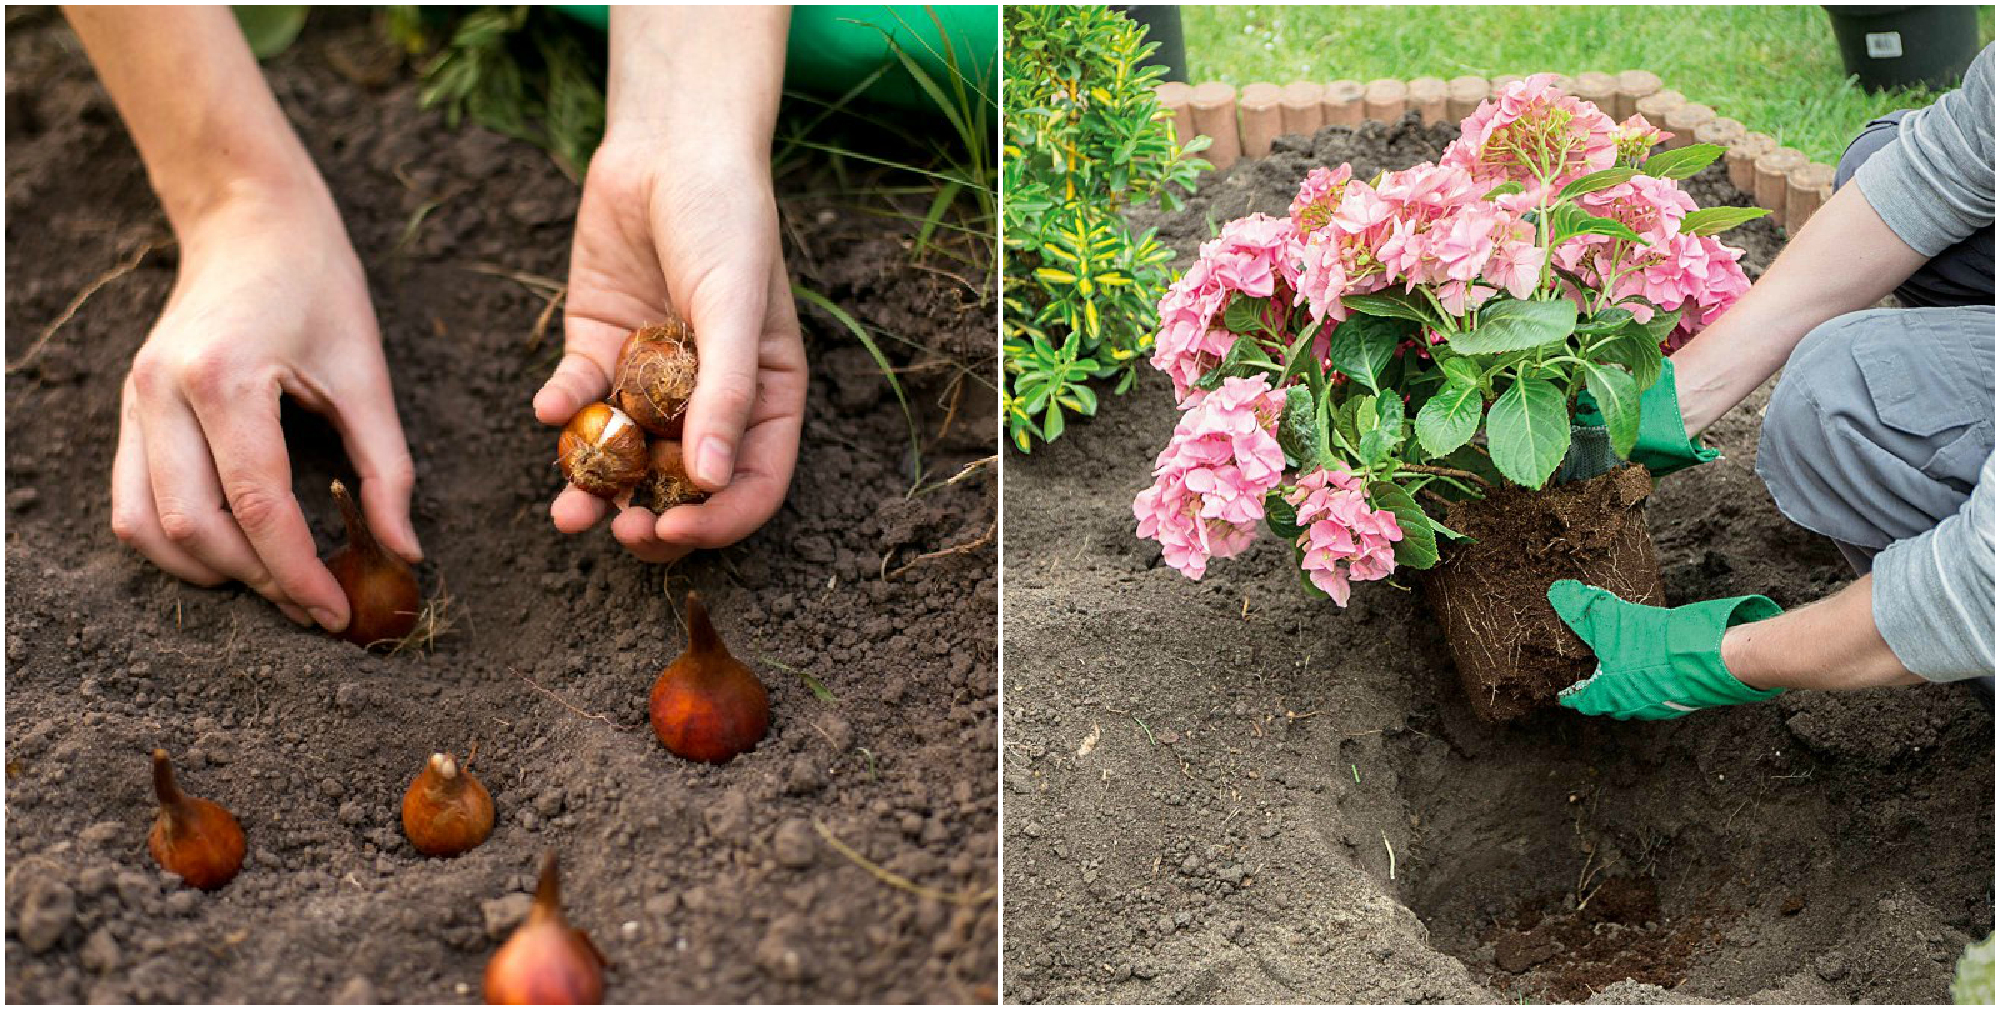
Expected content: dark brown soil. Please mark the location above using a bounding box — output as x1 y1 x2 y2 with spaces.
5 9 996 1003
1003 115 1990 1004
1423 465 1664 722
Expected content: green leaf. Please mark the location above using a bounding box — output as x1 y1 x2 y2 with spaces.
1368 481 1439 570
1438 356 1481 388
1679 205 1772 237
1483 181 1525 200
1340 289 1438 328
1265 488 1305 540
1575 307 1636 337
1222 294 1269 335
1274 383 1320 467
1642 143 1726 180
1485 377 1571 489
1415 380 1483 457
1557 167 1641 201
1326 315 1407 392
1451 298 1578 355
1549 203 1647 245
1194 332 1266 391
1582 361 1641 458
1357 393 1406 465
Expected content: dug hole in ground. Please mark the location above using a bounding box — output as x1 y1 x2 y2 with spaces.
4 10 996 1002
1002 117 1993 1004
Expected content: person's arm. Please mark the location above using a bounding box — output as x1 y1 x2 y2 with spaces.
1673 45 1994 435
535 7 807 563
67 6 420 633
1720 576 1924 691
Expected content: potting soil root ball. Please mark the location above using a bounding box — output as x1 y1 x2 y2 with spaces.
1419 465 1664 722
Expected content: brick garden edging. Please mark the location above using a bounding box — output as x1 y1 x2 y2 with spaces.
1156 72 1839 234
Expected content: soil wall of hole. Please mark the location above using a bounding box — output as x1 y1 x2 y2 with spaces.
4 9 996 1002
1001 116 1991 1003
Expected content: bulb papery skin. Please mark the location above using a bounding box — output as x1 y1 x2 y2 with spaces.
634 440 709 513
613 320 698 438
557 402 649 499
484 852 606 1004
650 593 771 764
148 749 246 891
326 479 420 649
402 752 495 857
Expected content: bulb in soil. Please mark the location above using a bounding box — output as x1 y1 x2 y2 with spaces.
401 751 495 857
557 402 649 500
484 851 607 1005
324 479 421 649
633 440 708 513
148 749 245 890
612 320 698 438
650 592 770 764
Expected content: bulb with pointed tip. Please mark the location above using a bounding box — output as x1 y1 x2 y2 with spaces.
484 851 607 1005
324 479 420 649
148 749 245 890
401 751 495 857
650 593 770 764
612 320 698 438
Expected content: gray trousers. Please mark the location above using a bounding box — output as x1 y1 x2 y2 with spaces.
1759 113 1996 573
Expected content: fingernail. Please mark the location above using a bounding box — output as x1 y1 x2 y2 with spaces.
310 606 344 632
696 437 734 488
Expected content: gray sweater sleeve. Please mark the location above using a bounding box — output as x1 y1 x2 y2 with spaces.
1871 453 1995 681
1855 44 1995 256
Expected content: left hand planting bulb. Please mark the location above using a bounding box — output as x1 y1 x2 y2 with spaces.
484 851 607 1004
325 479 420 649
148 749 245 890
401 751 495 857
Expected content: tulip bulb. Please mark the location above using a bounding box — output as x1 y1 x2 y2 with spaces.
148 749 245 891
557 403 648 499
612 320 698 438
324 479 420 649
633 440 708 513
401 751 495 857
484 851 607 1005
650 593 770 764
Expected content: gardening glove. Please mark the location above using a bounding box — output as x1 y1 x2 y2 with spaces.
1573 358 1719 477
1548 579 1784 720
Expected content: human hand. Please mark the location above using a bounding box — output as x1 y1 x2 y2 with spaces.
533 141 806 564
1547 580 1783 720
111 182 421 632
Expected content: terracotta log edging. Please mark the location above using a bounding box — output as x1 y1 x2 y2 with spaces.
1363 78 1408 124
1281 81 1325 139
1487 73 1525 98
1155 81 1195 150
1786 162 1837 233
1188 81 1240 170
1323 79 1364 128
1695 117 1746 148
1614 70 1661 120
1633 89 1685 131
1573 71 1617 111
1446 75 1488 121
1664 103 1715 151
1409 76 1449 125
1754 146 1809 216
1728 132 1778 192
1238 82 1284 158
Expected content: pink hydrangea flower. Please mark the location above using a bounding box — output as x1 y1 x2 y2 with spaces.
1134 375 1289 580
1290 165 1353 236
1149 215 1306 401
1442 73 1619 199
1281 466 1403 606
1612 114 1672 162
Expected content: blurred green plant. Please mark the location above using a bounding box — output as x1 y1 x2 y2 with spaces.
1002 5 1208 452
1957 934 1994 1005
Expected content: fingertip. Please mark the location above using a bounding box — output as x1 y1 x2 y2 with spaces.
550 485 609 534
533 384 575 426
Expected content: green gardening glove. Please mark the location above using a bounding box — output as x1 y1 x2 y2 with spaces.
1547 579 1785 720
1573 358 1719 477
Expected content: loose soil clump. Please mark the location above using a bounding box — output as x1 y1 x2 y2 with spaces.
1423 465 1664 722
1003 114 1990 1004
6 9 996 1003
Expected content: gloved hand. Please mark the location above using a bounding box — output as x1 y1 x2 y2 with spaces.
1574 358 1719 477
1548 579 1784 720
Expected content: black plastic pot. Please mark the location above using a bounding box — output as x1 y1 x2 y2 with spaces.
1823 5 1981 91
1115 5 1186 82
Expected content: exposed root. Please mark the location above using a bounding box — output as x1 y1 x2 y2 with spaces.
9 241 163 375
812 818 996 906
885 521 996 581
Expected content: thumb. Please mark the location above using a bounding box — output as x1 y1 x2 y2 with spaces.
534 352 612 427
1546 579 1610 637
329 375 423 563
677 268 770 492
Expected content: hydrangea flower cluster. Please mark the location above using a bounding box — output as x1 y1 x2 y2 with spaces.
1442 74 1619 201
1151 214 1305 401
1555 176 1751 350
1284 466 1403 606
1132 375 1288 580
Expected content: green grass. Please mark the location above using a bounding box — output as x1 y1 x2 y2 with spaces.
1182 4 1994 164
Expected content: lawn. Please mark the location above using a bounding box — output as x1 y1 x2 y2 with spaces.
1181 4 1995 164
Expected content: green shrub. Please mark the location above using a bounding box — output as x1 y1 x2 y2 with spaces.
1002 5 1208 452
